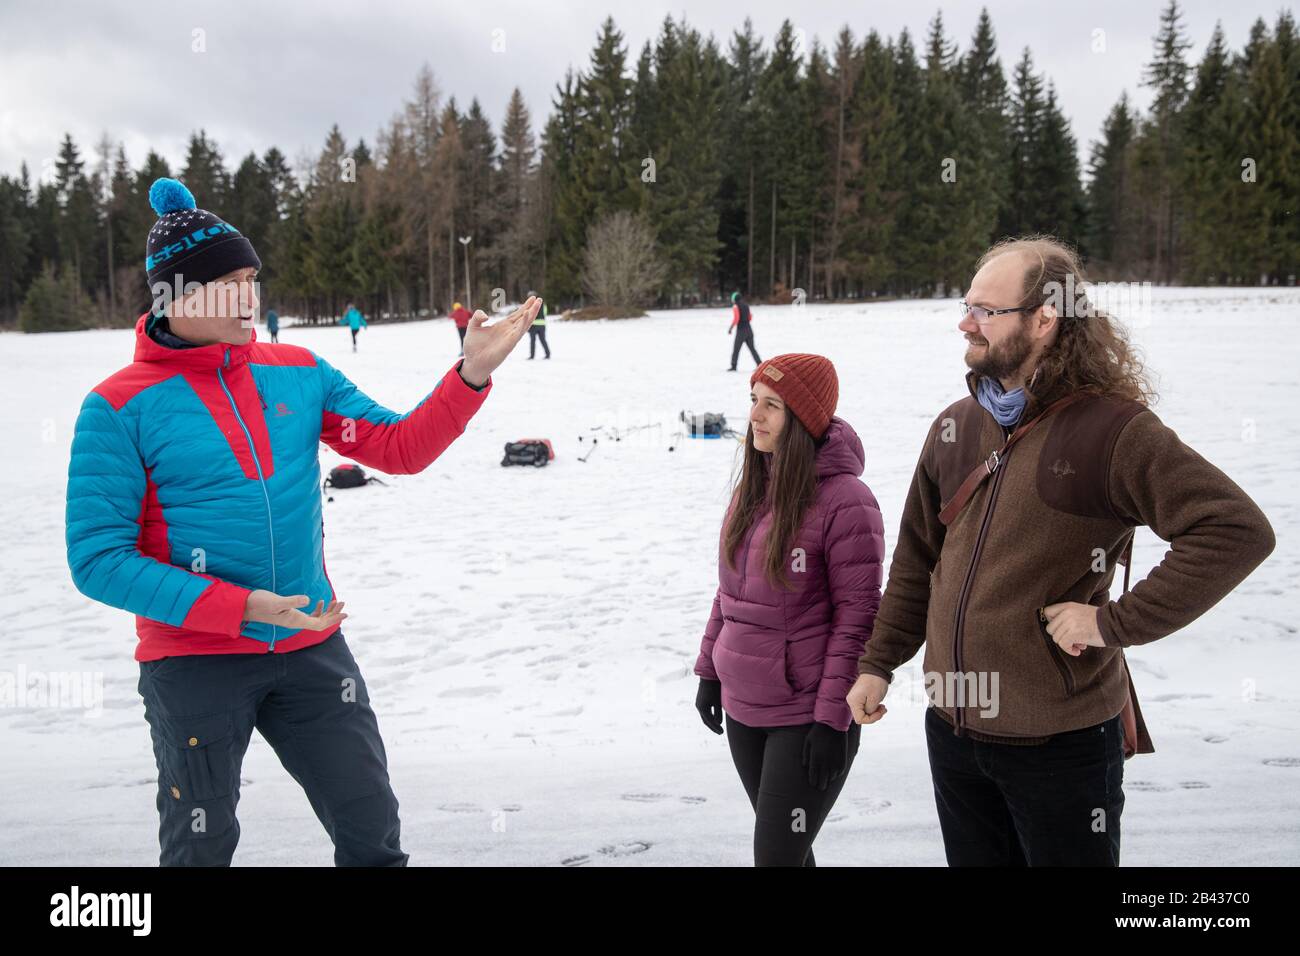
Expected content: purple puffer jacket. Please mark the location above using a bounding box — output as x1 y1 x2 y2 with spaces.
694 416 885 732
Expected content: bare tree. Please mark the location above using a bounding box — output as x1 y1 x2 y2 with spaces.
582 210 666 308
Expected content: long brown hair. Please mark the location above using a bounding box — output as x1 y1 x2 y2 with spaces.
977 235 1157 412
723 408 819 590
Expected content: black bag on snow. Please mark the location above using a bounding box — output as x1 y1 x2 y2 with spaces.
501 440 552 467
323 463 387 491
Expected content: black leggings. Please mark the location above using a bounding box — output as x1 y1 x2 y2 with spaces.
730 324 760 369
725 714 861 866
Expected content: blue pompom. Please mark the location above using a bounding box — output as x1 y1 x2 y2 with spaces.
149 178 196 215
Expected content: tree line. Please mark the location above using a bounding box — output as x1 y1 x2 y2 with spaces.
1 1 1296 332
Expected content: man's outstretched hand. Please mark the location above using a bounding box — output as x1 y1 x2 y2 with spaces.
243 590 347 631
460 295 542 387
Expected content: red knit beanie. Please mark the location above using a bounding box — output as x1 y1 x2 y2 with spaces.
750 353 839 440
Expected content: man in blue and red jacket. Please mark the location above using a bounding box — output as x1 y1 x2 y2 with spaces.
65 178 540 865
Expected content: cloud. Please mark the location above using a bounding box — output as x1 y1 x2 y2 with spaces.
0 0 1271 180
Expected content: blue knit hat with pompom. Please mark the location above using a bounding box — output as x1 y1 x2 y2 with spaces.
144 177 261 294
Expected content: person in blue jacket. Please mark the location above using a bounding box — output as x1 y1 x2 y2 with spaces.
340 302 366 352
65 178 541 865
265 307 279 343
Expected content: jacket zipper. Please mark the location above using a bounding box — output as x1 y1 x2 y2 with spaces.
949 427 1011 737
216 347 279 650
723 516 762 625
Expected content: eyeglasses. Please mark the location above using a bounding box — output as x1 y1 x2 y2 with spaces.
960 300 1031 324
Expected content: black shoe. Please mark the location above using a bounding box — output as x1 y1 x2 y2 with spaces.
727 367 737 372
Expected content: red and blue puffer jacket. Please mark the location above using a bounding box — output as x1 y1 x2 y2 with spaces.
694 417 886 731
65 313 491 661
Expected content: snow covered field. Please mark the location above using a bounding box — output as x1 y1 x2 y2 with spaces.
2 287 1297 866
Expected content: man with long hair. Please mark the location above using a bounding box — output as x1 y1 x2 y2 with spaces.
847 236 1275 866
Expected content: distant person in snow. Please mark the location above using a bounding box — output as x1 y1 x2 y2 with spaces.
265 307 279 343
727 291 760 371
845 235 1276 866
526 290 550 359
694 353 885 866
65 176 541 866
450 301 472 355
340 302 366 352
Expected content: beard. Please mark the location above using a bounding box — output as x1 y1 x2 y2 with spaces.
964 320 1034 380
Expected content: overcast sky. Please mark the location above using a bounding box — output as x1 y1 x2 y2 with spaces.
0 0 1284 185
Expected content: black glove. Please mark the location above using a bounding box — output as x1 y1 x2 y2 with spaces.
695 679 724 735
802 722 849 791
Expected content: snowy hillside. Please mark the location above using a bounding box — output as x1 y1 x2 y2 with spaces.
2 287 1297 865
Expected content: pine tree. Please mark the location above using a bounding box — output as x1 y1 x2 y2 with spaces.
0 169 33 323
1036 84 1087 245
720 18 767 296
1178 25 1234 281
1000 49 1046 240
433 100 463 311
644 16 724 303
822 27 861 299
457 99 500 307
959 8 1010 251
1086 94 1137 272
574 17 638 220
180 130 230 211
498 88 540 301
1141 0 1194 281
846 30 905 295
888 30 929 294
542 69 584 302
54 134 98 292
756 21 804 296
403 64 444 313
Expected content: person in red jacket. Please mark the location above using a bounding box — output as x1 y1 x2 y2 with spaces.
728 291 761 371
450 301 473 355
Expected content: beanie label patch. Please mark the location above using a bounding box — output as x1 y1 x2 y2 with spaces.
762 366 784 382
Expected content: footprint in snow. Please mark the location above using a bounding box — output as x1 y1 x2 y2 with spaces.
851 796 893 815
1263 757 1300 767
437 802 482 814
560 854 590 867
621 792 707 804
1126 780 1172 792
599 841 652 857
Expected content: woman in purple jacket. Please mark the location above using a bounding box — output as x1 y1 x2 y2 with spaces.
694 353 885 866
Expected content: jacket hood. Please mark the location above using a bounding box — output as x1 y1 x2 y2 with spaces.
815 416 865 479
132 312 259 370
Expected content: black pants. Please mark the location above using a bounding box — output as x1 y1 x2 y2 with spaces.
269 330 278 343
725 714 861 866
730 324 760 369
350 327 359 349
529 325 550 358
925 706 1125 866
456 325 467 353
137 630 407 866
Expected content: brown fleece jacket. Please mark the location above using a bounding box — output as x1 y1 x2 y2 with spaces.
858 372 1276 746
